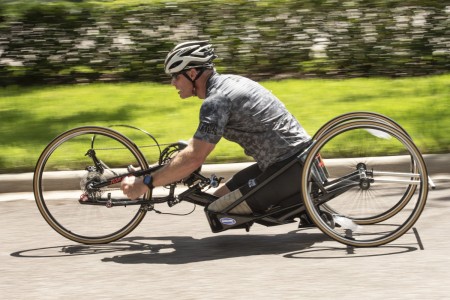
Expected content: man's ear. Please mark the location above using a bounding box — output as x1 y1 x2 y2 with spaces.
187 68 197 80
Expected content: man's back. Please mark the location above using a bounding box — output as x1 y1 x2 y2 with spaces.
195 73 310 170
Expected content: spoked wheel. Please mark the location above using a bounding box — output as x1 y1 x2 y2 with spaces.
33 126 151 244
301 120 428 247
313 111 411 140
313 112 419 224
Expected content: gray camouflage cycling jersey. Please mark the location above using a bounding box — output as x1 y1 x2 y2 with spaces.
194 72 311 170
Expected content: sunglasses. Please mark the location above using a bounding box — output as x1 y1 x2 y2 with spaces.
170 71 185 80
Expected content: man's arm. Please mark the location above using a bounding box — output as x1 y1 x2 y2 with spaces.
121 138 215 199
152 138 215 186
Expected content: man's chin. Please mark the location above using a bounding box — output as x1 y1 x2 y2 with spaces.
178 92 192 99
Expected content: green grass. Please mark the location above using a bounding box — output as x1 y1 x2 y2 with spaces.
1 74 449 173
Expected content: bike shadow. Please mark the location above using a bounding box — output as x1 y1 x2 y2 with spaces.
10 229 323 261
10 229 420 263
100 230 326 264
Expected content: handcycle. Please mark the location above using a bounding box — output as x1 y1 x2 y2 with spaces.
33 111 431 247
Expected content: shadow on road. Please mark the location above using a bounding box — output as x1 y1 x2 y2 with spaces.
10 229 420 263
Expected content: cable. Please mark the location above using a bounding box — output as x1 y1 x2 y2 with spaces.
151 204 197 216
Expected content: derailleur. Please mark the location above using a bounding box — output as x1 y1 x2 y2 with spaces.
79 169 105 201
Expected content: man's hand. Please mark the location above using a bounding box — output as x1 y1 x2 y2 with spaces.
121 176 149 200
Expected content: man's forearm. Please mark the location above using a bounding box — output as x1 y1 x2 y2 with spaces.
151 148 203 187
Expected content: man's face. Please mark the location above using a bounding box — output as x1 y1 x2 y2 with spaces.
171 70 194 99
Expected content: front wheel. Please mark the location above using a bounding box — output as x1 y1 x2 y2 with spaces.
301 120 428 247
33 126 150 244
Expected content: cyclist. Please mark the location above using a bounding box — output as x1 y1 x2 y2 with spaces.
121 40 311 215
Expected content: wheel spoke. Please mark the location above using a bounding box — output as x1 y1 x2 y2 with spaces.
34 127 151 244
302 118 428 247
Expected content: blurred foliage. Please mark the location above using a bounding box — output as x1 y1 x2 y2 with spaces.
0 0 449 85
1 74 449 173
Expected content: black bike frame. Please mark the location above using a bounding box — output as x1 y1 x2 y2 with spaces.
85 142 359 233
202 143 358 233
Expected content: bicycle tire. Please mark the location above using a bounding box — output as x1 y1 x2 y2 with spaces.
313 111 411 140
301 120 428 247
34 126 150 244
313 112 418 224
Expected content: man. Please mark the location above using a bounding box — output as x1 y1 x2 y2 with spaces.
121 40 311 215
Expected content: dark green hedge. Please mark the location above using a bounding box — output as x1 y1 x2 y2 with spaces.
0 0 449 85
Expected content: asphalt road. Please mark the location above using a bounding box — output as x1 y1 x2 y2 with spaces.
1 174 449 300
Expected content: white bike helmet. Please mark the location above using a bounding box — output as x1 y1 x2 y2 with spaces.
164 40 216 75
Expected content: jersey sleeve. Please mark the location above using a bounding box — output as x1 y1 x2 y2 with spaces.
193 96 230 144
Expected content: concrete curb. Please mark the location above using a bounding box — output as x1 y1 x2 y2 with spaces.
0 154 448 194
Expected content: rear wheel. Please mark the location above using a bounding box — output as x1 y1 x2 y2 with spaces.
33 126 150 244
313 112 418 224
301 120 428 247
313 111 411 140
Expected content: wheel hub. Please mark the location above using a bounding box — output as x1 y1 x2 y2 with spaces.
357 162 373 190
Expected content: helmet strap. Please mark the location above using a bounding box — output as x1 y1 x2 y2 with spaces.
183 68 205 96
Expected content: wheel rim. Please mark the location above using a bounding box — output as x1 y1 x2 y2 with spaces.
33 126 151 244
302 120 428 247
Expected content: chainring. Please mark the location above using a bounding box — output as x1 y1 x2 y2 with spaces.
80 171 105 200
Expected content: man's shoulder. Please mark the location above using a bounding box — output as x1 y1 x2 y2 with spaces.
205 73 231 101
202 91 230 111
209 73 254 89
207 73 259 101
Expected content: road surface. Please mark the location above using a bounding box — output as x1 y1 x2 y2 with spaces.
1 172 449 299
